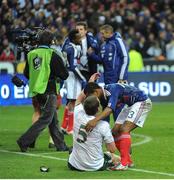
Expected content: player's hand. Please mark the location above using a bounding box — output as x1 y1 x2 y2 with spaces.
85 119 98 132
117 79 128 84
89 73 101 82
87 47 94 55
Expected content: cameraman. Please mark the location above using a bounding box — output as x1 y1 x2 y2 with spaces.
17 29 70 152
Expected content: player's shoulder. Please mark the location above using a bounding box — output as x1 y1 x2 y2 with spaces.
97 120 110 130
63 43 74 53
74 103 83 112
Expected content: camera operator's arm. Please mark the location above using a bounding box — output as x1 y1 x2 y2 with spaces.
24 60 29 79
51 51 69 80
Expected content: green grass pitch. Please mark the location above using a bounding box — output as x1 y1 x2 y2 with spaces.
0 103 174 179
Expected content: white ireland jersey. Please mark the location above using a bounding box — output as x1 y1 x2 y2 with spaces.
68 104 114 171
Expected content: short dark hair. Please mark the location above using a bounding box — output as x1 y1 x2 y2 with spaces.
68 29 79 42
84 82 101 96
76 21 88 30
83 95 99 116
38 29 53 46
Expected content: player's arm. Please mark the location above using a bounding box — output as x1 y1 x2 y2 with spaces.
105 142 116 153
87 32 100 53
85 84 121 132
101 122 117 153
87 47 102 63
85 107 112 132
75 90 86 106
75 73 100 106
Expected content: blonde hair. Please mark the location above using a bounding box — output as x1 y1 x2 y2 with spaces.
100 24 113 33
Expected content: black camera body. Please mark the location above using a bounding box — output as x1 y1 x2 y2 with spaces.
12 27 44 52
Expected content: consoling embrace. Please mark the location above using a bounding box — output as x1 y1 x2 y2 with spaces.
68 73 152 171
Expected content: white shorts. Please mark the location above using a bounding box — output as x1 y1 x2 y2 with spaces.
64 71 82 100
116 98 152 127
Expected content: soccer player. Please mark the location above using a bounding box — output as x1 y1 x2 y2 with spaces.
61 29 86 134
84 82 152 170
75 21 99 79
68 93 118 171
88 24 129 84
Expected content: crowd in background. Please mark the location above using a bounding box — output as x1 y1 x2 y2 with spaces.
0 0 174 62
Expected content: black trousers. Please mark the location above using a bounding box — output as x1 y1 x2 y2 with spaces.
18 94 67 150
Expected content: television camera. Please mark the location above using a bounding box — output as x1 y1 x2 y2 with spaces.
12 27 44 53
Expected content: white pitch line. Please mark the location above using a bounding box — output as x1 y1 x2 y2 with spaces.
39 151 66 155
129 168 174 177
0 149 174 177
0 149 67 161
131 133 152 147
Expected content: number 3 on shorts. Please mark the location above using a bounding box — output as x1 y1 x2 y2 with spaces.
128 110 135 118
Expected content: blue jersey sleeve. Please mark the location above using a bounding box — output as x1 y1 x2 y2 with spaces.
62 37 70 52
88 51 102 63
64 45 76 71
105 84 124 111
86 32 99 53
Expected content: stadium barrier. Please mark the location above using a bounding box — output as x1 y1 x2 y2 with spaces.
143 60 174 72
0 72 174 106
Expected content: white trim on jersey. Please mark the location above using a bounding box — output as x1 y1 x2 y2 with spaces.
117 38 129 80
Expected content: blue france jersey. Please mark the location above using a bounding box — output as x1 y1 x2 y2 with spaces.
104 83 148 109
62 42 81 71
102 33 129 84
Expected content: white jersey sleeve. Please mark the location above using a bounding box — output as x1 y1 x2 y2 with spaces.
97 121 114 144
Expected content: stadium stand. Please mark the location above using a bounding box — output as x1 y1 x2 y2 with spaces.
0 0 174 62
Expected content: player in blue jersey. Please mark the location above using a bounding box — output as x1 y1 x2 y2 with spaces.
88 24 129 84
61 29 86 134
84 82 152 170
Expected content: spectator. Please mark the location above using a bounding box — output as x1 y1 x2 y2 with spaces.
0 38 15 62
166 33 174 61
1 0 174 61
128 43 144 72
146 40 165 61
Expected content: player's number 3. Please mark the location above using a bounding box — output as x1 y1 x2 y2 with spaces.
128 111 135 118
